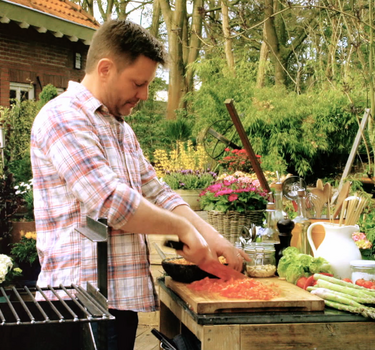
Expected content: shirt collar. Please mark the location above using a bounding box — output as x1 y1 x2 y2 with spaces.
67 81 124 123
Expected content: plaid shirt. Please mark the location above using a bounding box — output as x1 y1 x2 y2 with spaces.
30 81 186 311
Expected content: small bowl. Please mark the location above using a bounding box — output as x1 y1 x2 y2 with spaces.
161 257 217 283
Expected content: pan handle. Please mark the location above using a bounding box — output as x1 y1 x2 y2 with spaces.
164 239 184 250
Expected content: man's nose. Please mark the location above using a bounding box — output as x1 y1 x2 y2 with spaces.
137 86 149 100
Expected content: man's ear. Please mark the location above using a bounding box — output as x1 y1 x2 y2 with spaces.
97 58 114 81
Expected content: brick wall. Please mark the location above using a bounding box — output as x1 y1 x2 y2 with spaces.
0 21 89 106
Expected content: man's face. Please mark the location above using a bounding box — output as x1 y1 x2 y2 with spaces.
103 55 158 118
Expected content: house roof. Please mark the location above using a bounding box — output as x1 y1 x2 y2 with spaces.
0 0 100 44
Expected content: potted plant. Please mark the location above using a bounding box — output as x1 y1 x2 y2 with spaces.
199 171 269 242
161 169 217 210
153 141 215 210
10 231 40 286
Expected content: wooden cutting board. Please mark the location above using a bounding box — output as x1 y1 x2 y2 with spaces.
165 276 324 314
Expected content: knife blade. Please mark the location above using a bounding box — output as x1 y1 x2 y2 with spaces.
163 240 246 281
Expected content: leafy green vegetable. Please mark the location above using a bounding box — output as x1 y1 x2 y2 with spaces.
277 247 333 284
309 257 332 274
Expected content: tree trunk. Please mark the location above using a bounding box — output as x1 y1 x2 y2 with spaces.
221 0 235 72
165 0 186 120
264 0 286 86
185 0 204 94
160 0 203 119
256 24 269 89
150 0 162 38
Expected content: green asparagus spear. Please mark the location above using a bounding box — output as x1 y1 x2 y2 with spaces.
324 300 375 319
307 287 373 304
311 288 364 307
315 279 375 302
314 273 375 293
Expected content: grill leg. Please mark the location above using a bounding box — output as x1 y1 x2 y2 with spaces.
81 323 98 350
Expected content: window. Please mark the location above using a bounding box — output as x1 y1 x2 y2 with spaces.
9 83 35 103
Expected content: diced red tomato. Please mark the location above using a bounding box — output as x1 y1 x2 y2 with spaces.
342 278 353 283
296 276 308 289
355 279 375 289
188 277 280 300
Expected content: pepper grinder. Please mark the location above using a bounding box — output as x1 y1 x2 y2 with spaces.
274 219 295 269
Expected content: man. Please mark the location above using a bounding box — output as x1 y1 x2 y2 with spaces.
30 20 247 350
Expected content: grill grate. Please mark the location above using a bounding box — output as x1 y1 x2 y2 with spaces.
0 282 114 326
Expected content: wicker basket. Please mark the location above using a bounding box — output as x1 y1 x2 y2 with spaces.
207 210 265 243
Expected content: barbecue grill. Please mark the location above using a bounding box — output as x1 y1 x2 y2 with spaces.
0 217 115 350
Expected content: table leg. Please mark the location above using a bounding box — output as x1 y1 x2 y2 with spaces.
159 300 181 339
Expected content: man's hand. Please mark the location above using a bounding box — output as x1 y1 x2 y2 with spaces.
172 206 250 271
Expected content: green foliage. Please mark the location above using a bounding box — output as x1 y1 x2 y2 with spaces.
0 100 38 183
162 170 216 190
0 171 23 238
38 84 58 109
187 57 359 180
164 118 193 144
127 110 169 162
10 233 38 265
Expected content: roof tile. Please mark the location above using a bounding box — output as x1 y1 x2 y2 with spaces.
6 0 100 29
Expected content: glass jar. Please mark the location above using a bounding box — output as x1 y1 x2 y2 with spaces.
350 260 375 284
244 243 276 278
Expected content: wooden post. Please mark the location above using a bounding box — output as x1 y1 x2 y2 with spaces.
225 99 271 193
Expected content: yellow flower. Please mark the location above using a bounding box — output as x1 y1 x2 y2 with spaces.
153 141 211 177
24 231 37 240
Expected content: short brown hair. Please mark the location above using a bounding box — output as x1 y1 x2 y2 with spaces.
86 20 168 73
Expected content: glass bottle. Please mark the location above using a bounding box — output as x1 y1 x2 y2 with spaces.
273 182 287 232
293 188 312 255
262 202 278 243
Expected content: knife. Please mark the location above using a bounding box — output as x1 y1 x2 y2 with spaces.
164 240 246 281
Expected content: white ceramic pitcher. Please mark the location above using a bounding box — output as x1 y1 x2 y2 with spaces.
307 222 362 279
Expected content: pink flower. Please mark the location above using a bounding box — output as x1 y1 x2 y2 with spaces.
208 183 223 193
215 189 233 197
228 194 238 202
252 179 260 187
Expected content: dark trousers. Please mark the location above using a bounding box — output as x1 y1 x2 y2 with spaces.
109 309 139 350
93 309 138 350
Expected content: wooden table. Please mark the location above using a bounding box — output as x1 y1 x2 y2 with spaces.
158 278 375 350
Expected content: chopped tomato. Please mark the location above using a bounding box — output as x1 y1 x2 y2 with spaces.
342 278 353 283
296 276 308 289
188 277 280 300
355 279 375 289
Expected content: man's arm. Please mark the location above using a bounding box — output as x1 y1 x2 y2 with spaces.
119 197 217 268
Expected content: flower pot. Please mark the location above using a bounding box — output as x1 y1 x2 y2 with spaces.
17 259 41 287
175 189 202 211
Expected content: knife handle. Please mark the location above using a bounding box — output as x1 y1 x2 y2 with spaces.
164 239 184 250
